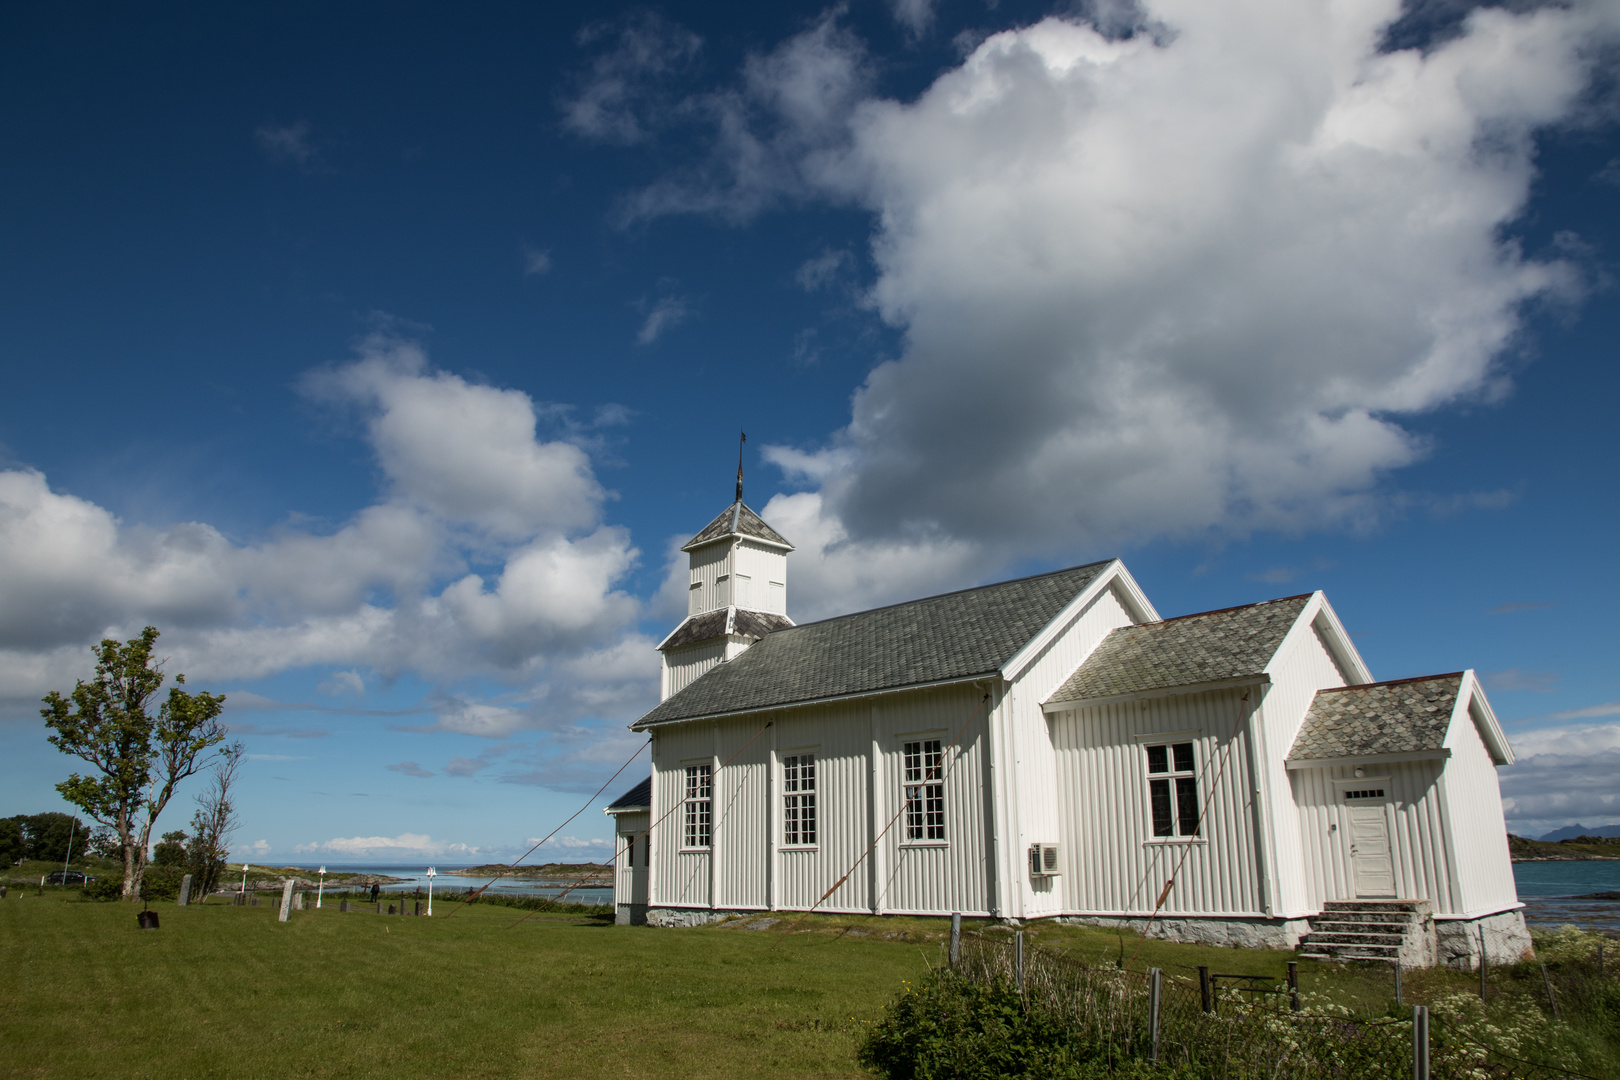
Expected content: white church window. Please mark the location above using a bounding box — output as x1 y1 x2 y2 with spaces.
1146 742 1199 837
903 740 945 841
683 764 712 849
782 754 817 846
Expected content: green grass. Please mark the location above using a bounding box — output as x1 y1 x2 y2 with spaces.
6 890 1598 1079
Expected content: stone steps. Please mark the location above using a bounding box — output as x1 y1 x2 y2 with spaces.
1298 899 1431 966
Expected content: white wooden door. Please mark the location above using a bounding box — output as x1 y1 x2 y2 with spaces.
1348 805 1395 898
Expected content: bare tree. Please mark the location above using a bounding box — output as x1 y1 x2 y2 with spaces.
186 742 242 899
43 627 227 900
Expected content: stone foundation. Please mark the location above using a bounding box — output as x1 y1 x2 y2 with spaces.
1435 908 1533 969
615 903 648 926
645 907 750 928
1055 914 1313 950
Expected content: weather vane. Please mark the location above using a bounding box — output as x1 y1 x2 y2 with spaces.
735 428 746 503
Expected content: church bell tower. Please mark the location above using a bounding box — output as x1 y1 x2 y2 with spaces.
657 449 794 700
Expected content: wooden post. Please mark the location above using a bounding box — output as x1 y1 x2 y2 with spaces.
1478 925 1488 1001
1393 961 1403 1006
1540 963 1559 1021
278 880 295 922
1015 931 1025 996
950 913 961 967
1287 961 1299 1012
178 874 192 906
1412 1005 1429 1080
1198 965 1211 1014
1148 967 1162 1062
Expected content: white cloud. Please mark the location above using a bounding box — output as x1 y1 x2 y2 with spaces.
1483 668 1559 693
795 247 852 291
891 0 936 37
255 121 320 170
318 670 365 697
1547 702 1620 721
635 296 690 345
561 12 704 145
1500 721 1620 833
612 1 1617 605
386 761 434 778
293 833 483 858
522 246 552 276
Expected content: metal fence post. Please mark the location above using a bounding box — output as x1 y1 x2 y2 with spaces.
1412 1005 1429 1080
1287 960 1299 1012
1478 925 1488 1001
1393 961 1403 1006
1015 930 1025 996
1148 967 1162 1063
1198 965 1211 1014
950 912 961 968
1540 962 1560 1021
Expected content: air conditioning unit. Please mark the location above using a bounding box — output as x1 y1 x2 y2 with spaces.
1028 843 1060 878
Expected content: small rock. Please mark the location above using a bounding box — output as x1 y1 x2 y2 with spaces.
745 918 779 930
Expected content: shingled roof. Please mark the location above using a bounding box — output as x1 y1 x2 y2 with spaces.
1287 674 1463 762
1045 594 1312 706
634 561 1114 728
682 501 793 551
660 608 795 651
607 777 652 811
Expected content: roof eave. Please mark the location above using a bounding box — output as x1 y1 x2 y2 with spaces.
1263 592 1374 689
1456 669 1514 766
605 804 651 815
632 671 999 731
1044 673 1271 714
1285 748 1451 770
1000 560 1158 684
680 533 794 554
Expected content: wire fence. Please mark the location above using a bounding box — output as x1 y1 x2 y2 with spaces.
948 934 1602 1080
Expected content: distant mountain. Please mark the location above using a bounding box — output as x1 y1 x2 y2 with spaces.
1537 824 1620 842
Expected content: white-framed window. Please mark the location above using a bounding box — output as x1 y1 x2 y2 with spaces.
1146 742 1199 838
623 834 636 869
782 753 817 846
1343 787 1386 800
683 764 712 849
903 739 945 842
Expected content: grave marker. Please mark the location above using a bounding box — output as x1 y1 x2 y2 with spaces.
278 880 295 922
178 874 192 906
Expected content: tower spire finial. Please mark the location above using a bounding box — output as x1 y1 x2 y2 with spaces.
735 428 746 503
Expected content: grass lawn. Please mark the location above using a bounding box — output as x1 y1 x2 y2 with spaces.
0 888 1492 1079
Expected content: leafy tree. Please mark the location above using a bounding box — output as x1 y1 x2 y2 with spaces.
152 830 188 867
0 818 24 866
42 627 227 900
186 741 242 899
19 812 83 862
84 826 121 860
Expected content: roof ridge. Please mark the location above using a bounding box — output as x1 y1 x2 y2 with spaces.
1152 593 1314 625
1318 671 1467 693
777 560 1117 633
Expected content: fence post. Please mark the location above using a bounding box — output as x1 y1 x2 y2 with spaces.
1393 961 1403 1006
1478 925 1488 1001
1015 931 1025 996
1287 960 1299 1012
950 912 961 968
1412 1005 1429 1080
1198 965 1211 1014
1148 967 1162 1063
1539 962 1559 1021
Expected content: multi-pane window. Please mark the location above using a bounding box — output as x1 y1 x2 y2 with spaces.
903 739 946 841
782 754 817 846
1147 742 1200 838
1343 788 1385 800
683 764 713 849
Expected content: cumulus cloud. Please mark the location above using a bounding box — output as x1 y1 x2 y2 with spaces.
1500 720 1620 835
0 333 645 735
603 0 1618 610
561 12 703 145
293 833 483 858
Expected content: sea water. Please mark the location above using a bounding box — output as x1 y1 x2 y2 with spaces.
1513 860 1620 931
289 864 613 905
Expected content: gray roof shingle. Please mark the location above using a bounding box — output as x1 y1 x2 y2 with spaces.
634 561 1113 728
660 608 795 651
1046 594 1312 705
682 501 793 551
608 777 652 810
1287 674 1463 761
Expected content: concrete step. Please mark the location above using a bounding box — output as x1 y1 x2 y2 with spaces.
1301 931 1406 947
1304 943 1401 960
1310 920 1409 936
1312 912 1412 927
1322 900 1424 914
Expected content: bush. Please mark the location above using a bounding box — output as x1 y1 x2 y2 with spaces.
81 875 121 901
857 970 1190 1080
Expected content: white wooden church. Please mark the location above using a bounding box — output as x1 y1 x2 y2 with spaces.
606 497 1531 968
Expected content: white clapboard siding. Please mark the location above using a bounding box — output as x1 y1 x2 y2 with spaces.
1258 615 1356 916
664 640 727 699
649 721 715 908
614 811 649 906
1052 687 1263 916
688 542 732 616
1291 760 1455 912
1440 696 1519 916
874 683 993 916
734 541 788 616
1002 584 1137 919
713 717 771 910
774 701 872 913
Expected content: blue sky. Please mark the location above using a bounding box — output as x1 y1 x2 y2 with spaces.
2 0 1617 863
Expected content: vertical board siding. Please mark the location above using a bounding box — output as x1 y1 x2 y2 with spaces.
1053 689 1262 915
875 684 992 915
1261 621 1355 915
774 702 872 913
687 543 732 616
735 541 788 616
1442 701 1519 915
1006 586 1136 919
650 723 713 908
614 812 650 905
1290 760 1452 912
665 641 727 698
713 717 771 910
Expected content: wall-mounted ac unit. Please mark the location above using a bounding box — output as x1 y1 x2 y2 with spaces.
1028 843 1060 878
